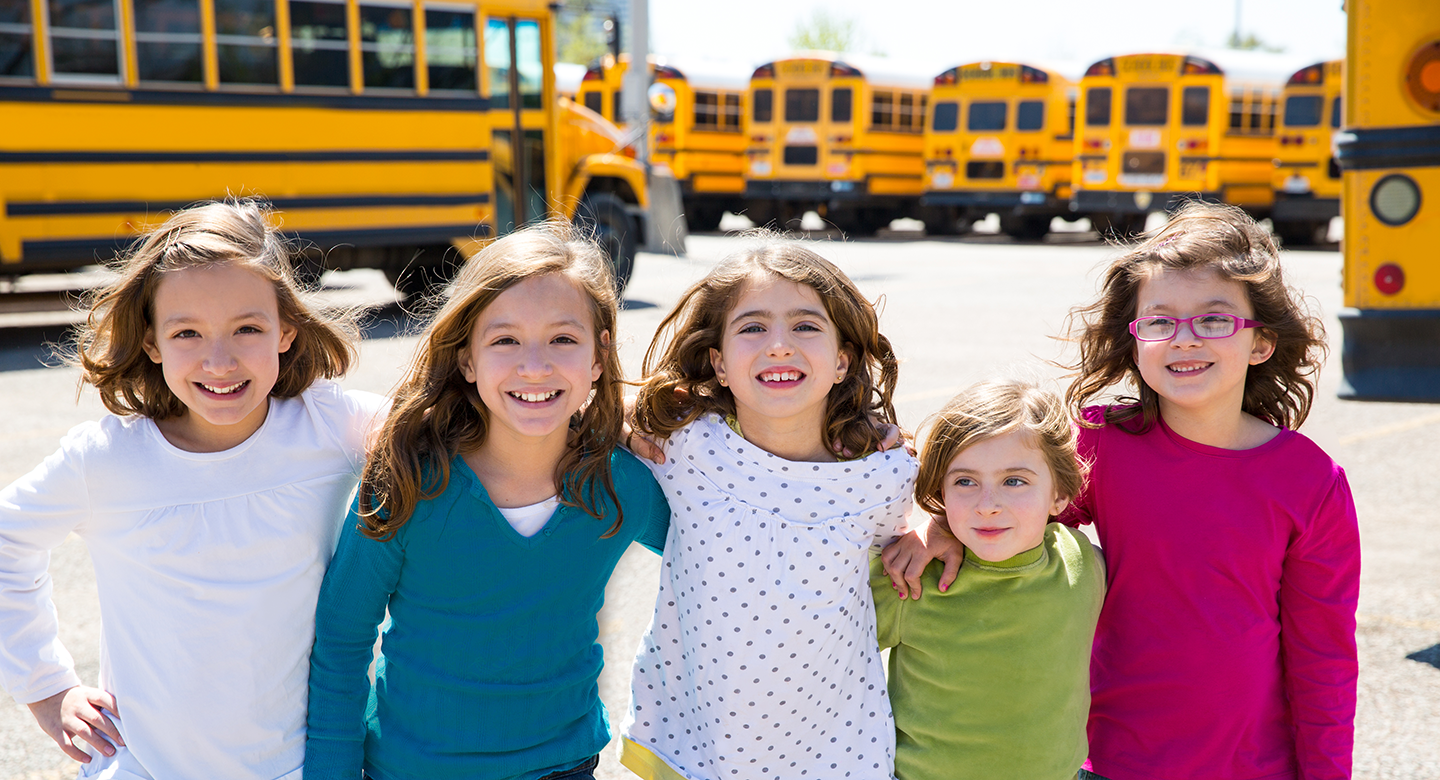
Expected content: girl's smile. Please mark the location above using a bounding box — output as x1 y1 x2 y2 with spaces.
142 262 296 452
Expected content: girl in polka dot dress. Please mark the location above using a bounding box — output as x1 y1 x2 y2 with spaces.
620 241 918 780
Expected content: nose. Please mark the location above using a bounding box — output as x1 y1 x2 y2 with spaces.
765 331 796 357
977 486 1002 516
516 343 553 377
202 337 239 374
1170 319 1204 347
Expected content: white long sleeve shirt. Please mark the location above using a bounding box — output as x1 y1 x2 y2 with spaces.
0 380 385 780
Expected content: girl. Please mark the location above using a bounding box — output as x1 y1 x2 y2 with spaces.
303 223 670 780
1063 202 1359 780
621 240 918 780
870 378 1104 780
0 199 385 779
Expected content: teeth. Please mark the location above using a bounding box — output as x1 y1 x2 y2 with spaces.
511 390 559 403
1170 364 1207 374
760 371 801 382
200 381 246 394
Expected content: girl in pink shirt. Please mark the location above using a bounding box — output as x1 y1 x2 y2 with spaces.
1060 201 1359 780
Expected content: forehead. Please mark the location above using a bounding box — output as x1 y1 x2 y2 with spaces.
480 272 594 326
946 428 1045 469
151 262 280 314
1135 266 1252 313
729 273 827 314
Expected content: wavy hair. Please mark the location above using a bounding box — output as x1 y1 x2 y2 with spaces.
914 378 1085 519
66 198 357 419
1064 200 1326 431
634 236 899 456
359 221 624 540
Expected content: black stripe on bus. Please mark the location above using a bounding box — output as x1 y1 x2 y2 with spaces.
7 193 491 217
0 84 492 112
1335 125 1440 171
0 150 490 164
20 223 490 262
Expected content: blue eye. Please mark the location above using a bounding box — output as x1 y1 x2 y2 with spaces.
738 323 764 334
1003 477 1028 487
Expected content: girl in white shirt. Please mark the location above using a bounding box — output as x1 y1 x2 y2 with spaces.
0 199 385 780
621 240 918 780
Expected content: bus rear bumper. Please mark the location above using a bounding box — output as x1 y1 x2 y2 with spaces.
745 180 871 202
1339 307 1440 402
1072 189 1221 214
1272 194 1340 221
921 191 1065 212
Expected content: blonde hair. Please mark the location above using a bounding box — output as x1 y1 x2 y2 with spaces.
67 198 357 419
915 379 1084 519
359 221 625 540
634 237 899 457
1065 200 1326 431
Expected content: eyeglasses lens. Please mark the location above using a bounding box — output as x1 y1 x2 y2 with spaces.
1134 314 1238 341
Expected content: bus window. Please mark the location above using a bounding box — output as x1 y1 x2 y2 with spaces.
872 91 893 128
968 100 1006 131
831 87 851 122
1284 95 1323 127
1181 86 1209 126
724 93 741 129
49 0 123 79
1086 87 1111 126
695 91 719 127
1229 92 1244 130
0 0 33 77
785 88 819 122
753 88 773 122
215 0 278 85
1248 90 1264 130
360 4 415 90
583 90 602 114
484 17 510 108
918 94 927 128
425 7 477 93
290 0 349 88
1124 87 1167 125
1016 100 1044 131
514 19 541 108
932 101 958 132
134 0 204 84
1330 95 1342 128
611 89 620 119
1067 97 1076 134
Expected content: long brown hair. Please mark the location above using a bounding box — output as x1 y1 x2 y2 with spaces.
67 198 357 419
634 237 899 456
1064 200 1326 431
359 221 624 540
914 379 1085 519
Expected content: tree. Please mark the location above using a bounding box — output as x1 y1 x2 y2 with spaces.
1226 32 1285 53
556 10 611 64
788 9 860 53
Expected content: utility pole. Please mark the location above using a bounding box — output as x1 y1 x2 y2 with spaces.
621 0 648 162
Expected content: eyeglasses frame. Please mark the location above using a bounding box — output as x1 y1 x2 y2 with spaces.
1128 313 1267 342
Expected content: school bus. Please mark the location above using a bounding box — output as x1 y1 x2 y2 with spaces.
578 54 748 231
922 60 1080 239
1072 50 1302 237
0 0 648 294
1334 0 1440 400
1272 59 1343 246
744 52 931 236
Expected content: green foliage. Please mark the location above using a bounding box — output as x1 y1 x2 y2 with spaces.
557 11 611 64
1226 32 1285 53
788 9 859 53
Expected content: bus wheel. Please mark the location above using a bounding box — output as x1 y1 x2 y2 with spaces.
576 193 636 293
1000 214 1051 241
383 244 458 300
1091 213 1146 240
921 206 966 236
292 252 328 291
1274 220 1328 247
684 204 726 233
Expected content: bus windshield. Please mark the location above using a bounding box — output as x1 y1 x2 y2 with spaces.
1284 95 1323 127
1125 87 1168 126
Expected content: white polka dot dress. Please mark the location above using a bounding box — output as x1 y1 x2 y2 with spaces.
623 414 917 780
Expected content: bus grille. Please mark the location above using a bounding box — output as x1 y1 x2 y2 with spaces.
1123 152 1165 174
966 161 1004 179
783 146 818 165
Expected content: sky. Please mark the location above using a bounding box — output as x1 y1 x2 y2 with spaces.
646 0 1347 76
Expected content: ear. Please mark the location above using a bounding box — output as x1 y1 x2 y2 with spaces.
709 347 727 386
1051 494 1071 517
278 321 298 355
458 343 477 383
592 329 610 383
142 328 163 364
1248 329 1277 366
834 344 853 384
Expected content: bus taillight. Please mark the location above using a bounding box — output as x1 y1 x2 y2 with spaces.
1374 264 1406 295
1085 58 1115 77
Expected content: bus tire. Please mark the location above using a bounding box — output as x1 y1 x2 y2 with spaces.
576 193 636 293
684 203 726 233
1275 219 1328 247
383 244 459 300
1000 214 1051 241
1091 213 1146 240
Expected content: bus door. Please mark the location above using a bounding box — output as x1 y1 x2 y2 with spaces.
1119 81 1170 190
1174 79 1213 192
774 60 826 181
485 15 547 233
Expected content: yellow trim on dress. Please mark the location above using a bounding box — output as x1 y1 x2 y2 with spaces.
621 737 692 780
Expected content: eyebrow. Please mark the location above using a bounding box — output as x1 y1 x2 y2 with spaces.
946 466 1040 477
728 307 830 326
1139 299 1242 314
160 310 272 328
482 317 587 334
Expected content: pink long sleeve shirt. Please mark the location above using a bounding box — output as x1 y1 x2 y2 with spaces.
1061 406 1360 780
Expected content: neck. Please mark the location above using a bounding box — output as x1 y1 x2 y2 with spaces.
1158 400 1278 450
155 402 269 453
732 408 837 462
463 426 570 507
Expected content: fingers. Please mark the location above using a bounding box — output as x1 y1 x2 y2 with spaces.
937 550 962 593
631 433 666 465
901 555 926 600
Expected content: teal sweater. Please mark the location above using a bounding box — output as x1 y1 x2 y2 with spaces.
305 450 670 780
871 523 1106 780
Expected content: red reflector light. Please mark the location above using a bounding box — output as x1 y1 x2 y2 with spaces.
752 63 775 80
934 68 958 86
1085 58 1115 78
582 67 602 81
1374 263 1405 296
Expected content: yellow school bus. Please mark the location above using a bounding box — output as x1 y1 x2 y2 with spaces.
578 54 748 231
745 52 930 235
923 60 1080 239
1335 0 1440 400
1272 59 1343 246
0 0 648 294
1072 50 1302 237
